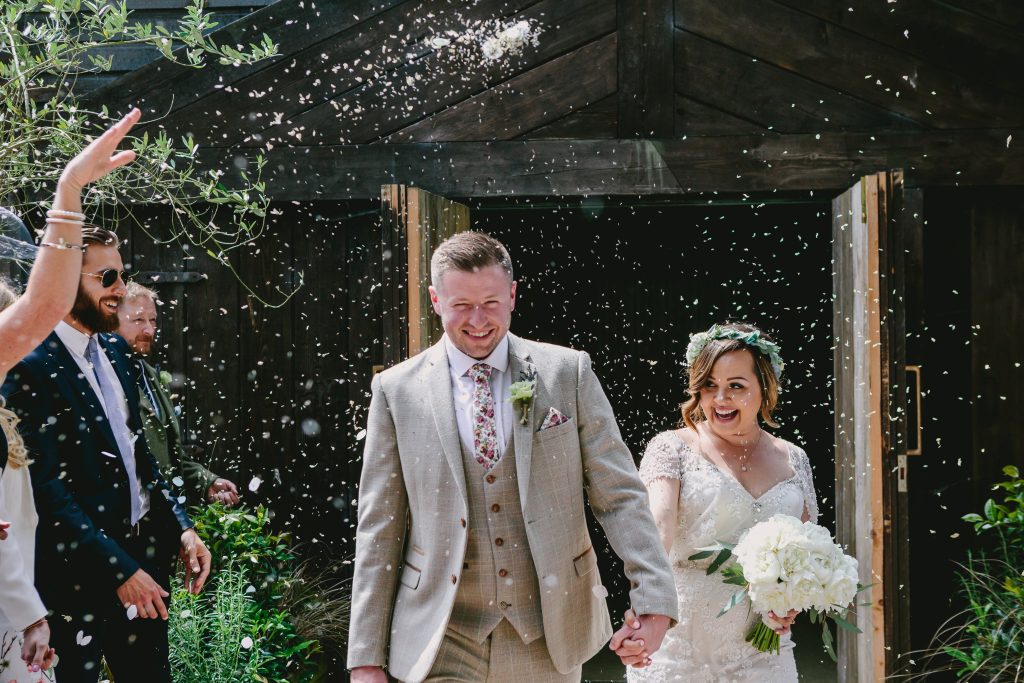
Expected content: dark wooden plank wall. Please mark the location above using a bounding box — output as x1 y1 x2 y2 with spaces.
122 201 378 551
969 192 1024 498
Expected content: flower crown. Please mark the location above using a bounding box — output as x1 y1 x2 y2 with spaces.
685 324 784 380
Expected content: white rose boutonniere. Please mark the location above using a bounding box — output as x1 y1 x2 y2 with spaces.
509 369 537 425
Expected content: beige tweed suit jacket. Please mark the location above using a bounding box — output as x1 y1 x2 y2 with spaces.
347 334 678 682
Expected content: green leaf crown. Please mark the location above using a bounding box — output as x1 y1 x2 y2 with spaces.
685 324 784 380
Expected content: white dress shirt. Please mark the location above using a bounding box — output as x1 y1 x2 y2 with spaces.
54 321 150 518
444 334 514 460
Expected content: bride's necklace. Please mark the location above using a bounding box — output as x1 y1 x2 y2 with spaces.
705 425 764 473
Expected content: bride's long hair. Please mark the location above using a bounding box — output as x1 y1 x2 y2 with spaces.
0 279 28 469
680 322 781 431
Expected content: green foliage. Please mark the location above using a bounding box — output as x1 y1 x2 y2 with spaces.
169 561 267 683
0 1 295 305
171 504 320 683
930 466 1024 680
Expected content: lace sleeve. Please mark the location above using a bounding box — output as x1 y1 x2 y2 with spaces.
639 431 688 486
792 445 820 524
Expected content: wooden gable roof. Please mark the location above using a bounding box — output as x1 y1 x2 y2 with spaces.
87 0 1024 197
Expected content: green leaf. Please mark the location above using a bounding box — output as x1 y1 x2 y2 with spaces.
822 624 837 662
687 550 714 561
706 548 733 575
718 588 747 617
831 613 863 634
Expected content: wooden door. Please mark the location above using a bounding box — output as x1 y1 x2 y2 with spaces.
832 171 918 681
380 185 470 366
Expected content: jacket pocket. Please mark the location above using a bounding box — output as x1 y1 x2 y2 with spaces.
573 545 596 578
399 560 422 590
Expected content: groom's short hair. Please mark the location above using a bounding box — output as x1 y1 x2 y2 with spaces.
431 231 513 289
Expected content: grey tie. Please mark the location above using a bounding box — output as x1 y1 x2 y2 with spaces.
86 336 142 525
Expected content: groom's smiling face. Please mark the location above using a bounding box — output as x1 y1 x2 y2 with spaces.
430 264 517 360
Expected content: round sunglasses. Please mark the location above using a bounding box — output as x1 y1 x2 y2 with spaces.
81 268 129 288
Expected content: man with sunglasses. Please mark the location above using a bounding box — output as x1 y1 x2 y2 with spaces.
1 225 211 683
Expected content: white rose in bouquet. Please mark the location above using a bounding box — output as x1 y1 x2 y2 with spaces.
689 514 866 659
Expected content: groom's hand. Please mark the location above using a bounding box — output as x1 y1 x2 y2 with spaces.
610 608 648 667
610 608 672 668
351 665 388 682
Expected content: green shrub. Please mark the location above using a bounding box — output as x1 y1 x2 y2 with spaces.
170 504 320 683
928 466 1024 680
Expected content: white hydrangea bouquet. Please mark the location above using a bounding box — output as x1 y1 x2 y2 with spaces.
689 514 866 659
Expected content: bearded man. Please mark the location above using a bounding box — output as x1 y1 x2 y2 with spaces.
1 226 211 683
116 282 239 506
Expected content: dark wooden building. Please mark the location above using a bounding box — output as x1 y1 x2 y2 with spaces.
82 0 1023 680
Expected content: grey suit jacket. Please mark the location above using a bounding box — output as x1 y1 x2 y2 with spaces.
347 334 677 681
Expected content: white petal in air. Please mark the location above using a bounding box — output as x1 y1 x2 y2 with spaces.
248 476 262 492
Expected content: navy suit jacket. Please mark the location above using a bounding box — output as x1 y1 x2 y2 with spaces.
1 331 191 606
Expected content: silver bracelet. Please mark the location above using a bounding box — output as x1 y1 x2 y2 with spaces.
44 217 85 225
39 240 86 251
46 208 86 220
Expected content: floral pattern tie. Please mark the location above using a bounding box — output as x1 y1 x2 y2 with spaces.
469 362 499 470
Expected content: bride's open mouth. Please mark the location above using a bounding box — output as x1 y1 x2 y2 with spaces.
713 408 738 423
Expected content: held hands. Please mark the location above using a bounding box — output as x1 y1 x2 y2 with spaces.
180 528 212 595
116 569 170 620
609 609 672 669
206 478 240 506
0 518 9 540
21 619 56 673
59 108 141 192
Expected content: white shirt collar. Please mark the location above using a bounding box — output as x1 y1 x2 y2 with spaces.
55 320 94 358
443 333 510 377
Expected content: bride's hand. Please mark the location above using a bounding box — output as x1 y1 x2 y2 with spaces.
610 608 651 668
767 609 799 635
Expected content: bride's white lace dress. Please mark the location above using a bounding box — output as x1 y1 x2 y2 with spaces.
628 430 819 683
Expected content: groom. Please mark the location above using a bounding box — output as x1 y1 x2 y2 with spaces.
348 232 677 682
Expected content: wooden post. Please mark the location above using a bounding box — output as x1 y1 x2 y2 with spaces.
832 171 915 680
380 185 470 364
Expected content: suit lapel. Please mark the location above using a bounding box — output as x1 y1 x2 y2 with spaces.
141 360 173 427
425 341 468 506
508 334 537 507
43 332 120 457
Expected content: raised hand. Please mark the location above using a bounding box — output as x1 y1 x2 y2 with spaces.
59 108 141 191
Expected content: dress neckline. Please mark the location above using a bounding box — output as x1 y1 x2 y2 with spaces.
669 428 798 501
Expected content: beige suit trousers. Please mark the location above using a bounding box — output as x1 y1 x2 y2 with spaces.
423 620 582 683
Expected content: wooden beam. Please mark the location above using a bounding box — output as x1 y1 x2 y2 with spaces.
201 130 1024 199
84 0 407 116
276 0 616 145
520 95 617 139
675 30 921 133
384 33 618 142
772 0 1024 98
674 0 1024 129
617 0 674 137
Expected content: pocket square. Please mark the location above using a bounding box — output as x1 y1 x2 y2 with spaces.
539 407 571 431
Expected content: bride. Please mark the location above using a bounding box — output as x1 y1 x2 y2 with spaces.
624 322 819 683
